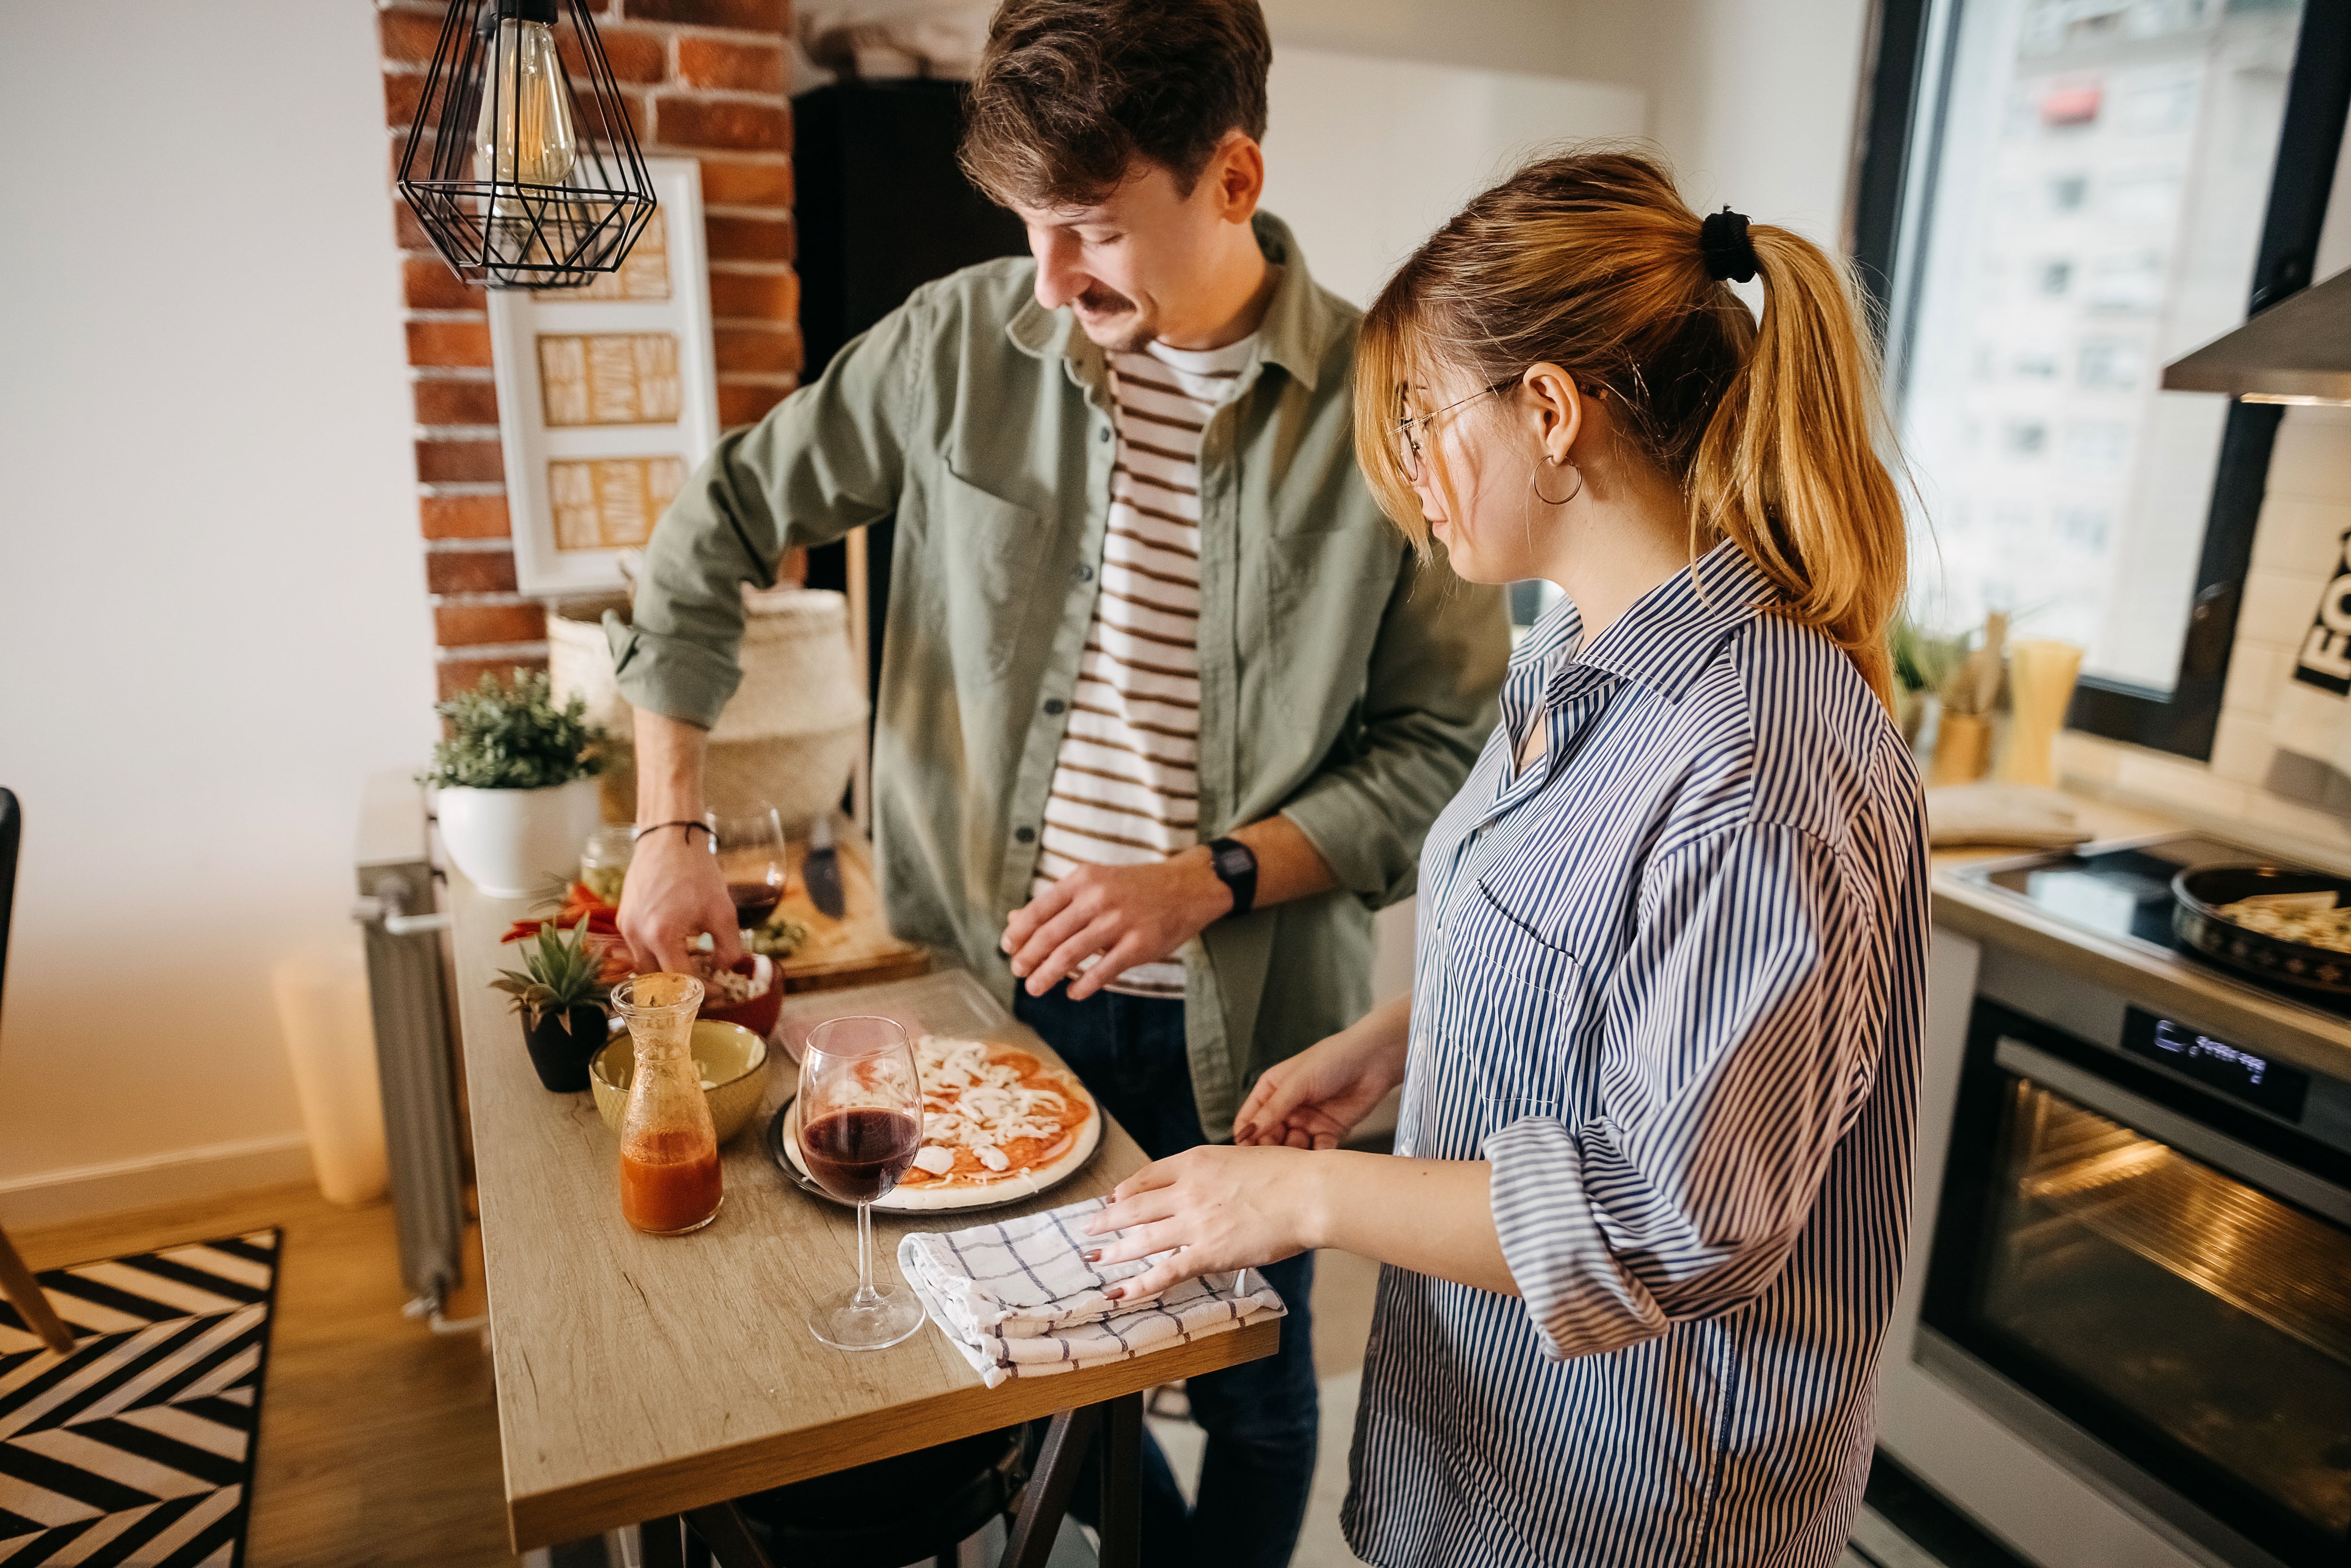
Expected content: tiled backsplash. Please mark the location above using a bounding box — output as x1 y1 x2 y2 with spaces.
2059 403 2351 857
378 0 801 698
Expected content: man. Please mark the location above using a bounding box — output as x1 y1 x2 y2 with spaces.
611 1 1507 1560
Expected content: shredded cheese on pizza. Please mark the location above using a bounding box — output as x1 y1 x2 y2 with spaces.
903 1034 1086 1185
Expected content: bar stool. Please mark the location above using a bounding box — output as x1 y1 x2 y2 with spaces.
724 1425 1026 1567
651 1394 1144 1568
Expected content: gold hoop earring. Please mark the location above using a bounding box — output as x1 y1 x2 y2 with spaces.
1531 458 1582 506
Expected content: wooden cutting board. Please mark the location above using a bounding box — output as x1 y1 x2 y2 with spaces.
774 817 931 993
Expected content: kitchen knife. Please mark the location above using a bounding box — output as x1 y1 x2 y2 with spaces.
804 814 845 921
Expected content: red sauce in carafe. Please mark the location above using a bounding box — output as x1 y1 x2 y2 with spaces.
619 1128 723 1234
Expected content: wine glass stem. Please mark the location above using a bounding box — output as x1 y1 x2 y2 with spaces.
854 1199 878 1306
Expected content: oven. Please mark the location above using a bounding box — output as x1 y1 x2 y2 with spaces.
1880 839 2351 1568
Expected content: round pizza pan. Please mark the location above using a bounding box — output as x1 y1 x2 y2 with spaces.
2172 863 2351 998
766 1088 1105 1214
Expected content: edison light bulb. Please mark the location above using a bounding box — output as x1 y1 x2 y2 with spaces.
475 4 577 271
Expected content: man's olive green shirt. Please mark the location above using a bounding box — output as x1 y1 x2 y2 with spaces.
611 214 1508 1138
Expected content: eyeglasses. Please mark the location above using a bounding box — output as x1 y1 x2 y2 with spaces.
1393 374 1614 483
1394 377 1520 483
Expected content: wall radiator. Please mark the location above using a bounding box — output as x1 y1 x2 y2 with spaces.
352 770 468 1324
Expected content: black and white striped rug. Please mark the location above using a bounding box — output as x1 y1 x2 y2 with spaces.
0 1231 279 1566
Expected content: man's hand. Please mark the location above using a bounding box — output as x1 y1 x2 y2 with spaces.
1233 1013 1409 1150
1000 850 1231 1000
617 825 741 975
1079 1144 1327 1301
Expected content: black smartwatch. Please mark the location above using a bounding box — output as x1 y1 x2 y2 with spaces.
1206 837 1258 919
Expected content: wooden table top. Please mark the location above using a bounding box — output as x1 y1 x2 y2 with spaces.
450 870 1276 1551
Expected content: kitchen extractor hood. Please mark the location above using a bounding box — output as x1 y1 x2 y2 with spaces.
2162 265 2351 405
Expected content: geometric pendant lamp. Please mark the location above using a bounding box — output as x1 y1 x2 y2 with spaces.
396 0 657 289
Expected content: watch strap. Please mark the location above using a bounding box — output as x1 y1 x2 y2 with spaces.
1206 837 1258 919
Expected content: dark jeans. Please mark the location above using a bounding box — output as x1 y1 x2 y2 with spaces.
1015 983 1319 1568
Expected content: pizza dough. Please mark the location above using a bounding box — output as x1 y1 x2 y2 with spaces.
785 1033 1100 1212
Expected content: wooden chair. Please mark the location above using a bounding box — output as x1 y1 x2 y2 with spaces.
0 788 76 1356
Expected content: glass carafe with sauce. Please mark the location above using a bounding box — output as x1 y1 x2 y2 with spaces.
611 974 722 1235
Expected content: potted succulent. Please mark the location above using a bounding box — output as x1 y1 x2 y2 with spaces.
423 669 607 898
492 917 613 1092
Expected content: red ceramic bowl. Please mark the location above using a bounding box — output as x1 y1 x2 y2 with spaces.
697 952 782 1040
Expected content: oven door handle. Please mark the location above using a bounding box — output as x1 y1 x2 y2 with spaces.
1995 1036 2351 1228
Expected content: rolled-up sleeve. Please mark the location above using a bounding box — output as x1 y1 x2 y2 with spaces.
610 298 920 729
1485 822 1880 1360
1280 556 1508 907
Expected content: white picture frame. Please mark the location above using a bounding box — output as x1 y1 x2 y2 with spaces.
487 156 718 597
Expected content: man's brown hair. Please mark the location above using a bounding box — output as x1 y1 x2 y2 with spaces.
959 0 1271 210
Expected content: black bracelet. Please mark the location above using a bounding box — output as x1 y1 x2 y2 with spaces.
635 819 712 844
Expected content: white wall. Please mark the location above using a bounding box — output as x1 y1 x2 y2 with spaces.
1264 49 1646 308
0 4 432 1221
1647 0 1875 252
1262 0 1876 253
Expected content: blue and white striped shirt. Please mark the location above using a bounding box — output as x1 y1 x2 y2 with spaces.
1344 542 1928 1568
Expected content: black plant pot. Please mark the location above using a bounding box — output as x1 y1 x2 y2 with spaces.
523 1005 609 1092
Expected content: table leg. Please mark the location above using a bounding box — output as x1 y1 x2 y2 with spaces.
1097 1391 1143 1568
1002 1403 1102 1568
640 1517 686 1568
684 1501 777 1568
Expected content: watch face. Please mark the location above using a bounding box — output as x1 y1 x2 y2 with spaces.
1214 843 1252 877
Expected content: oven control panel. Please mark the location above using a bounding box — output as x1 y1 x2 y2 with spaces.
1976 943 2351 1161
2121 1010 2312 1120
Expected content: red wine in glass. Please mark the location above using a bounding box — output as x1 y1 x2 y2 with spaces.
799 1016 927 1351
710 808 789 928
728 879 783 927
800 1107 919 1203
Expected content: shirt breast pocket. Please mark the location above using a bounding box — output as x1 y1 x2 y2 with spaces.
931 464 1053 676
1417 885 1598 1160
1258 528 1397 723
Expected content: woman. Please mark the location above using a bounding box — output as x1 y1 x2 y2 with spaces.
1081 150 1929 1567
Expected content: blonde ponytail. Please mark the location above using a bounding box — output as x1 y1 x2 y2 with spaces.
1689 227 1906 709
1355 149 1908 713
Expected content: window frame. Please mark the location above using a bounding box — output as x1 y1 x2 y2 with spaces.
1851 0 2351 760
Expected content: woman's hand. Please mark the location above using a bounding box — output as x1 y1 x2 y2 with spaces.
1234 1007 1410 1150
1081 1145 1327 1301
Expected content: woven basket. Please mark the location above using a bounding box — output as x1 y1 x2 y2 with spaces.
549 588 868 829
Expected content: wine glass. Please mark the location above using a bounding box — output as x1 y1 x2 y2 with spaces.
799 1016 926 1350
707 807 788 930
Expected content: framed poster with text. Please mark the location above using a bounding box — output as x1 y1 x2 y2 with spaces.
487 157 718 596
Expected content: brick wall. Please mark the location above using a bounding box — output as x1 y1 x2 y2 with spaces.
379 0 800 699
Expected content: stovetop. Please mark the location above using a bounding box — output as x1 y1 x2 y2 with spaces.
1963 833 2351 1022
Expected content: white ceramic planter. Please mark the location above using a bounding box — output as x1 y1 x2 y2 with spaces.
435 777 605 898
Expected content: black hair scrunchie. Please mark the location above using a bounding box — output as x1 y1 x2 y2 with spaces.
1699 207 1758 284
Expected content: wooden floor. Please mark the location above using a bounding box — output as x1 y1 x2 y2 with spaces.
14 1184 518 1568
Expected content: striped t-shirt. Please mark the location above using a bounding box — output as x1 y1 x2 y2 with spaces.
1032 334 1256 998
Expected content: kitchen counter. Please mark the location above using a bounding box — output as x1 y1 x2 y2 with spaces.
1927 791 2351 1080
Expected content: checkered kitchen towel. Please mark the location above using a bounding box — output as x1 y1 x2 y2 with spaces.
896 1197 1286 1388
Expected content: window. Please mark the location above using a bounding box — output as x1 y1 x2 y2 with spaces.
1853 0 2351 757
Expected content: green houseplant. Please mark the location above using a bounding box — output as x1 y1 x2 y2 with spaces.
1890 617 1967 752
492 917 612 1092
421 670 608 897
